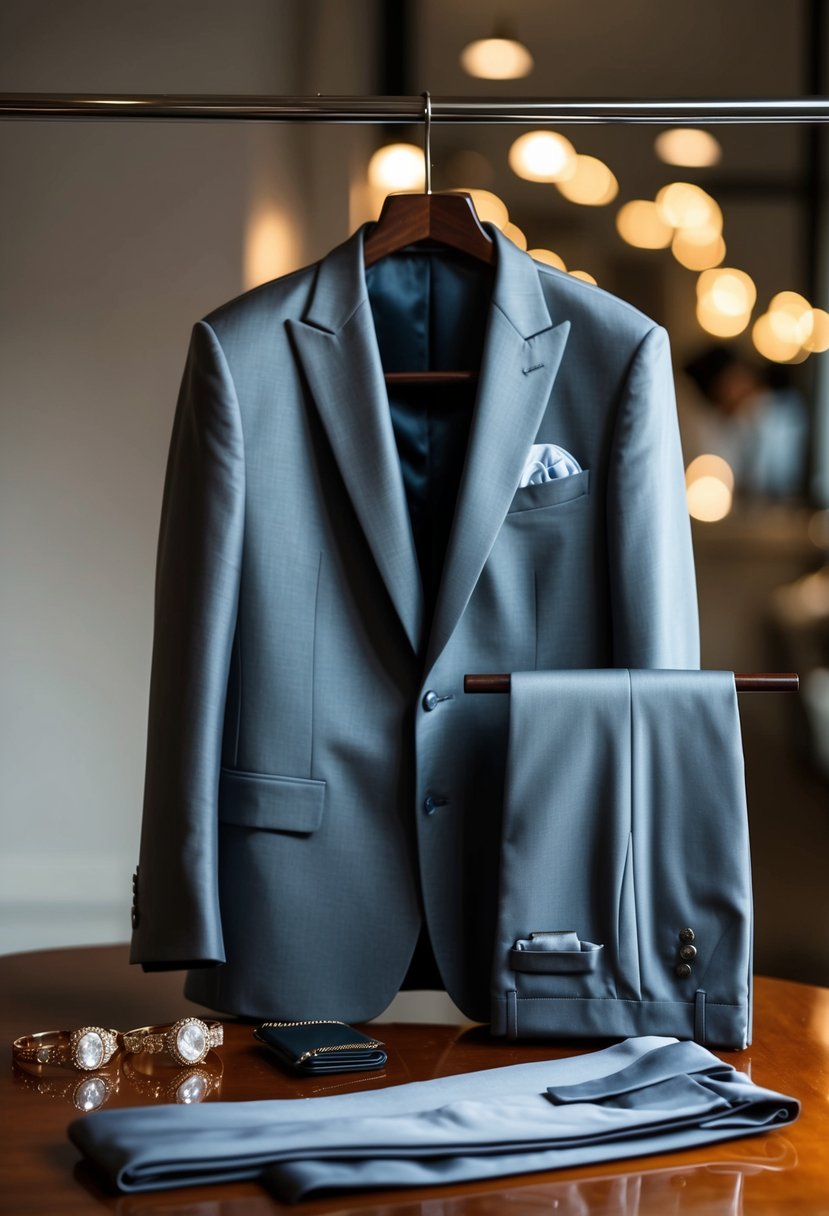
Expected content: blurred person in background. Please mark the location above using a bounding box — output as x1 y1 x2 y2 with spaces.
682 344 809 501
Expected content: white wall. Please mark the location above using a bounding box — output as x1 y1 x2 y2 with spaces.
0 0 375 954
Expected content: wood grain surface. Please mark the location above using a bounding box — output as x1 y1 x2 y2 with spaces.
1 945 827 1214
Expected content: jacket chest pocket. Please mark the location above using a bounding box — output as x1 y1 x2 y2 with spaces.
507 469 590 514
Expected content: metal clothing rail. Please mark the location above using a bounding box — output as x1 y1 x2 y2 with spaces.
3 94 829 124
0 88 812 702
464 673 800 693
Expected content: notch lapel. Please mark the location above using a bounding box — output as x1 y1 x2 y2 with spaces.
425 228 571 671
288 229 424 653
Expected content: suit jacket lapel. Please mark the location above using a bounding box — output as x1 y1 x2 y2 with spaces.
426 228 571 671
289 223 571 667
287 228 424 653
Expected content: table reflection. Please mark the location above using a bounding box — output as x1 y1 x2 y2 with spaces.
12 1050 223 1110
100 1140 797 1216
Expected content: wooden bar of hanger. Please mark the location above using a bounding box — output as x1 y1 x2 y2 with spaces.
463 673 800 694
362 93 492 389
385 370 477 384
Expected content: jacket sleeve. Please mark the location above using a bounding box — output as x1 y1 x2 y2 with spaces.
607 325 700 669
130 320 245 969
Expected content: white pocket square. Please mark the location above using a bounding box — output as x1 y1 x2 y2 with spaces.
519 443 582 488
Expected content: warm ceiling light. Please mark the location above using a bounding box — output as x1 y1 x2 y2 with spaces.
557 155 618 206
685 453 735 494
453 188 510 229
655 128 722 168
802 308 829 353
656 182 722 232
502 221 528 249
767 291 813 344
697 268 756 316
508 131 577 182
695 294 751 338
685 453 735 522
528 248 567 271
368 143 424 191
460 36 534 80
686 474 733 522
570 270 598 285
615 199 673 249
752 313 808 363
671 230 726 271
768 312 810 345
769 290 811 316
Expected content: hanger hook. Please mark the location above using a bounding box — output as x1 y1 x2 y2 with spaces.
421 91 432 195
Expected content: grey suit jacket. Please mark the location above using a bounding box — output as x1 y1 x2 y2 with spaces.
130 222 699 1021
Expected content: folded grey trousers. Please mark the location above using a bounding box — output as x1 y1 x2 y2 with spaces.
68 1037 797 1201
492 670 753 1047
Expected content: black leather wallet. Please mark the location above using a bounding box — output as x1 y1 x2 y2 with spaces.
254 1020 387 1075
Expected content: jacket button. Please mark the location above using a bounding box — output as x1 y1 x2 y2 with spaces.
679 927 695 944
422 690 440 711
423 794 448 815
679 944 697 961
675 963 692 979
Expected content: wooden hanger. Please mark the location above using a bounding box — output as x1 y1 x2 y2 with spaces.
363 192 495 271
363 93 495 387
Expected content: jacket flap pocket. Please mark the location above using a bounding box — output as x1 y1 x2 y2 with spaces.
219 769 326 834
509 931 603 973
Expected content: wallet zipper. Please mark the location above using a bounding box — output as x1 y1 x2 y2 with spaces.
298 1042 384 1061
261 1020 385 1062
262 1020 349 1028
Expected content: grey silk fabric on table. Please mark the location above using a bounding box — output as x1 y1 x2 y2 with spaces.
130 220 699 1022
68 1037 798 1201
492 671 753 1048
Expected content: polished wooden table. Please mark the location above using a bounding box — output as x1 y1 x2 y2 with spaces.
2 945 828 1214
